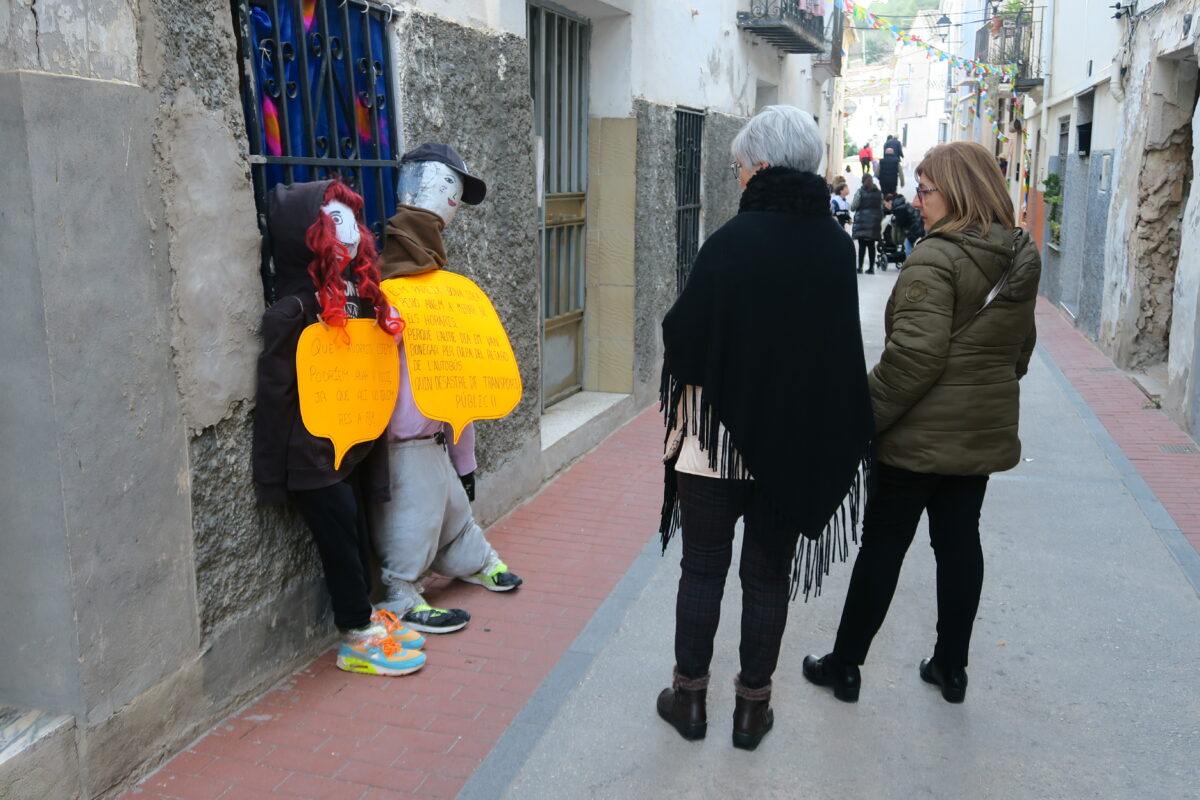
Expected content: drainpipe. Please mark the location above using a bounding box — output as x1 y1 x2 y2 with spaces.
1037 0 1055 185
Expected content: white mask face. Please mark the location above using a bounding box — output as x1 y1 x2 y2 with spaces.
320 199 361 261
398 161 465 226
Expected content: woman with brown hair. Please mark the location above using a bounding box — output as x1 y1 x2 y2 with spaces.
803 141 1042 704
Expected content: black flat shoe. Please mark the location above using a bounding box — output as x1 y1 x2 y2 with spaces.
920 658 967 703
732 677 773 751
802 653 860 703
656 668 708 741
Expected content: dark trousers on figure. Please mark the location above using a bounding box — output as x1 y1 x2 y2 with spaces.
856 239 876 271
833 463 988 669
292 480 374 631
674 473 801 690
860 157 872 176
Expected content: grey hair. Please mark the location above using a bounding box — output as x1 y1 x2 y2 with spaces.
730 105 823 174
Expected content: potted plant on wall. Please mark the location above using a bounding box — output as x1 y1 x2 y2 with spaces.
1043 172 1062 247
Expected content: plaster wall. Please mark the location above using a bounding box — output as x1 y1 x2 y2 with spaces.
0 0 138 81
629 0 818 118
1102 9 1199 376
1046 0 1120 106
0 68 206 797
0 71 83 717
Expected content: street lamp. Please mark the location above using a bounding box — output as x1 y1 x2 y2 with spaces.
935 14 951 41
876 116 886 131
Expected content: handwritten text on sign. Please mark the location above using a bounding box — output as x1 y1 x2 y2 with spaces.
295 319 399 469
381 271 522 443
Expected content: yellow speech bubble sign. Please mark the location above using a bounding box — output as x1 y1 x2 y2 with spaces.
295 319 400 469
381 271 522 443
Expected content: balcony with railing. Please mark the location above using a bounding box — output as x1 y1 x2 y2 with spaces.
737 0 829 55
973 5 1044 91
812 11 844 79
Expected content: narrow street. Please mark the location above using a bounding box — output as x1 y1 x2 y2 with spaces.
127 272 1200 800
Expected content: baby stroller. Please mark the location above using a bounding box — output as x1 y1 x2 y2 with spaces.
875 218 907 272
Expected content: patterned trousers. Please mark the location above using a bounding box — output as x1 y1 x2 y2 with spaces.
673 473 802 690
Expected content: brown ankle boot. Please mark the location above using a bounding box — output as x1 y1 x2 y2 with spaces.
732 675 773 750
656 667 708 741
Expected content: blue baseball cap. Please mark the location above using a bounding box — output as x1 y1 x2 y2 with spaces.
400 142 487 205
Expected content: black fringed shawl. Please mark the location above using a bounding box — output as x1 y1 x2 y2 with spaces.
659 167 875 600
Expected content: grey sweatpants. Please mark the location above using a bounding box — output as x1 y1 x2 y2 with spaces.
370 438 498 615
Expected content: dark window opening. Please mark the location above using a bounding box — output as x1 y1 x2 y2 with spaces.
674 109 704 293
1076 122 1093 157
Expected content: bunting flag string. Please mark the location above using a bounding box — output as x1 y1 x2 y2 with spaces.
977 80 1010 143
832 0 1018 80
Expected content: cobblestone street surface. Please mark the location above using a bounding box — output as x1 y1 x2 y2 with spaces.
126 275 1200 800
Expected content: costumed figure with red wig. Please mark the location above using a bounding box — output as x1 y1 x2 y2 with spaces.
369 144 523 634
252 179 427 676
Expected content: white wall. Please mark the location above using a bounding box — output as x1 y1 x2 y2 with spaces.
630 0 812 117
1046 0 1121 107
412 0 527 35
420 0 826 121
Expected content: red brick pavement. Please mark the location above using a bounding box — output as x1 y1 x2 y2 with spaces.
123 408 666 800
1035 297 1200 553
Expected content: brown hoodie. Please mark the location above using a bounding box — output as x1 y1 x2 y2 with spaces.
378 205 448 278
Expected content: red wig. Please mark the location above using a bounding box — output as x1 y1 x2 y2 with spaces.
304 180 403 335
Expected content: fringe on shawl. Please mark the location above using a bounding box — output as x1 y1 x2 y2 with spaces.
658 371 874 601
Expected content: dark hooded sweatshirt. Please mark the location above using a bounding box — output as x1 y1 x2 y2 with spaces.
251 180 390 503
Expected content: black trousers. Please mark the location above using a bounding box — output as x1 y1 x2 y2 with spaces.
833 463 988 668
292 480 374 631
674 473 801 690
860 157 872 175
857 239 876 271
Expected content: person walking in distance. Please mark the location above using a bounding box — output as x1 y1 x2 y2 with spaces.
851 175 884 274
657 105 873 750
884 133 905 187
858 143 874 176
803 141 1042 705
877 147 901 196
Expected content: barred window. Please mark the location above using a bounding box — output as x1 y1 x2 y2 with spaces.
674 109 704 293
232 0 401 301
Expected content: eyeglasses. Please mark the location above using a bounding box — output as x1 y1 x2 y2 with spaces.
730 161 742 180
915 185 941 199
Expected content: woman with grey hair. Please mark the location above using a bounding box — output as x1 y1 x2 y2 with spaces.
656 105 873 749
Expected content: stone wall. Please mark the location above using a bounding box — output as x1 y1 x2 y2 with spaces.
1076 150 1115 340
702 110 747 238
392 12 545 522
633 99 678 404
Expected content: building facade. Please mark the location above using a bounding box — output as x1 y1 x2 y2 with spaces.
0 0 843 796
1018 0 1199 432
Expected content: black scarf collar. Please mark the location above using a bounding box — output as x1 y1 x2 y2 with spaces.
738 167 833 217
659 172 874 599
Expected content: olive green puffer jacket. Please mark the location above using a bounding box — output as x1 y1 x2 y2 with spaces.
869 223 1041 475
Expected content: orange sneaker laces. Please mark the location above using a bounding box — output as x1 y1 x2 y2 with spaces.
372 608 402 633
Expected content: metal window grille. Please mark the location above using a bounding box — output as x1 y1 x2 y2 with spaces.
674 109 704 293
529 1 590 407
232 0 401 303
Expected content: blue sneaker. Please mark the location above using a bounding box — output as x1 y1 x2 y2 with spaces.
336 625 426 676
371 609 426 650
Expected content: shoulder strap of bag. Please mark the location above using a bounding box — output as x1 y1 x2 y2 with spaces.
949 235 1020 340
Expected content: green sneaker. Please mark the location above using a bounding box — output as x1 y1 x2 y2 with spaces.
461 561 523 592
401 603 470 633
